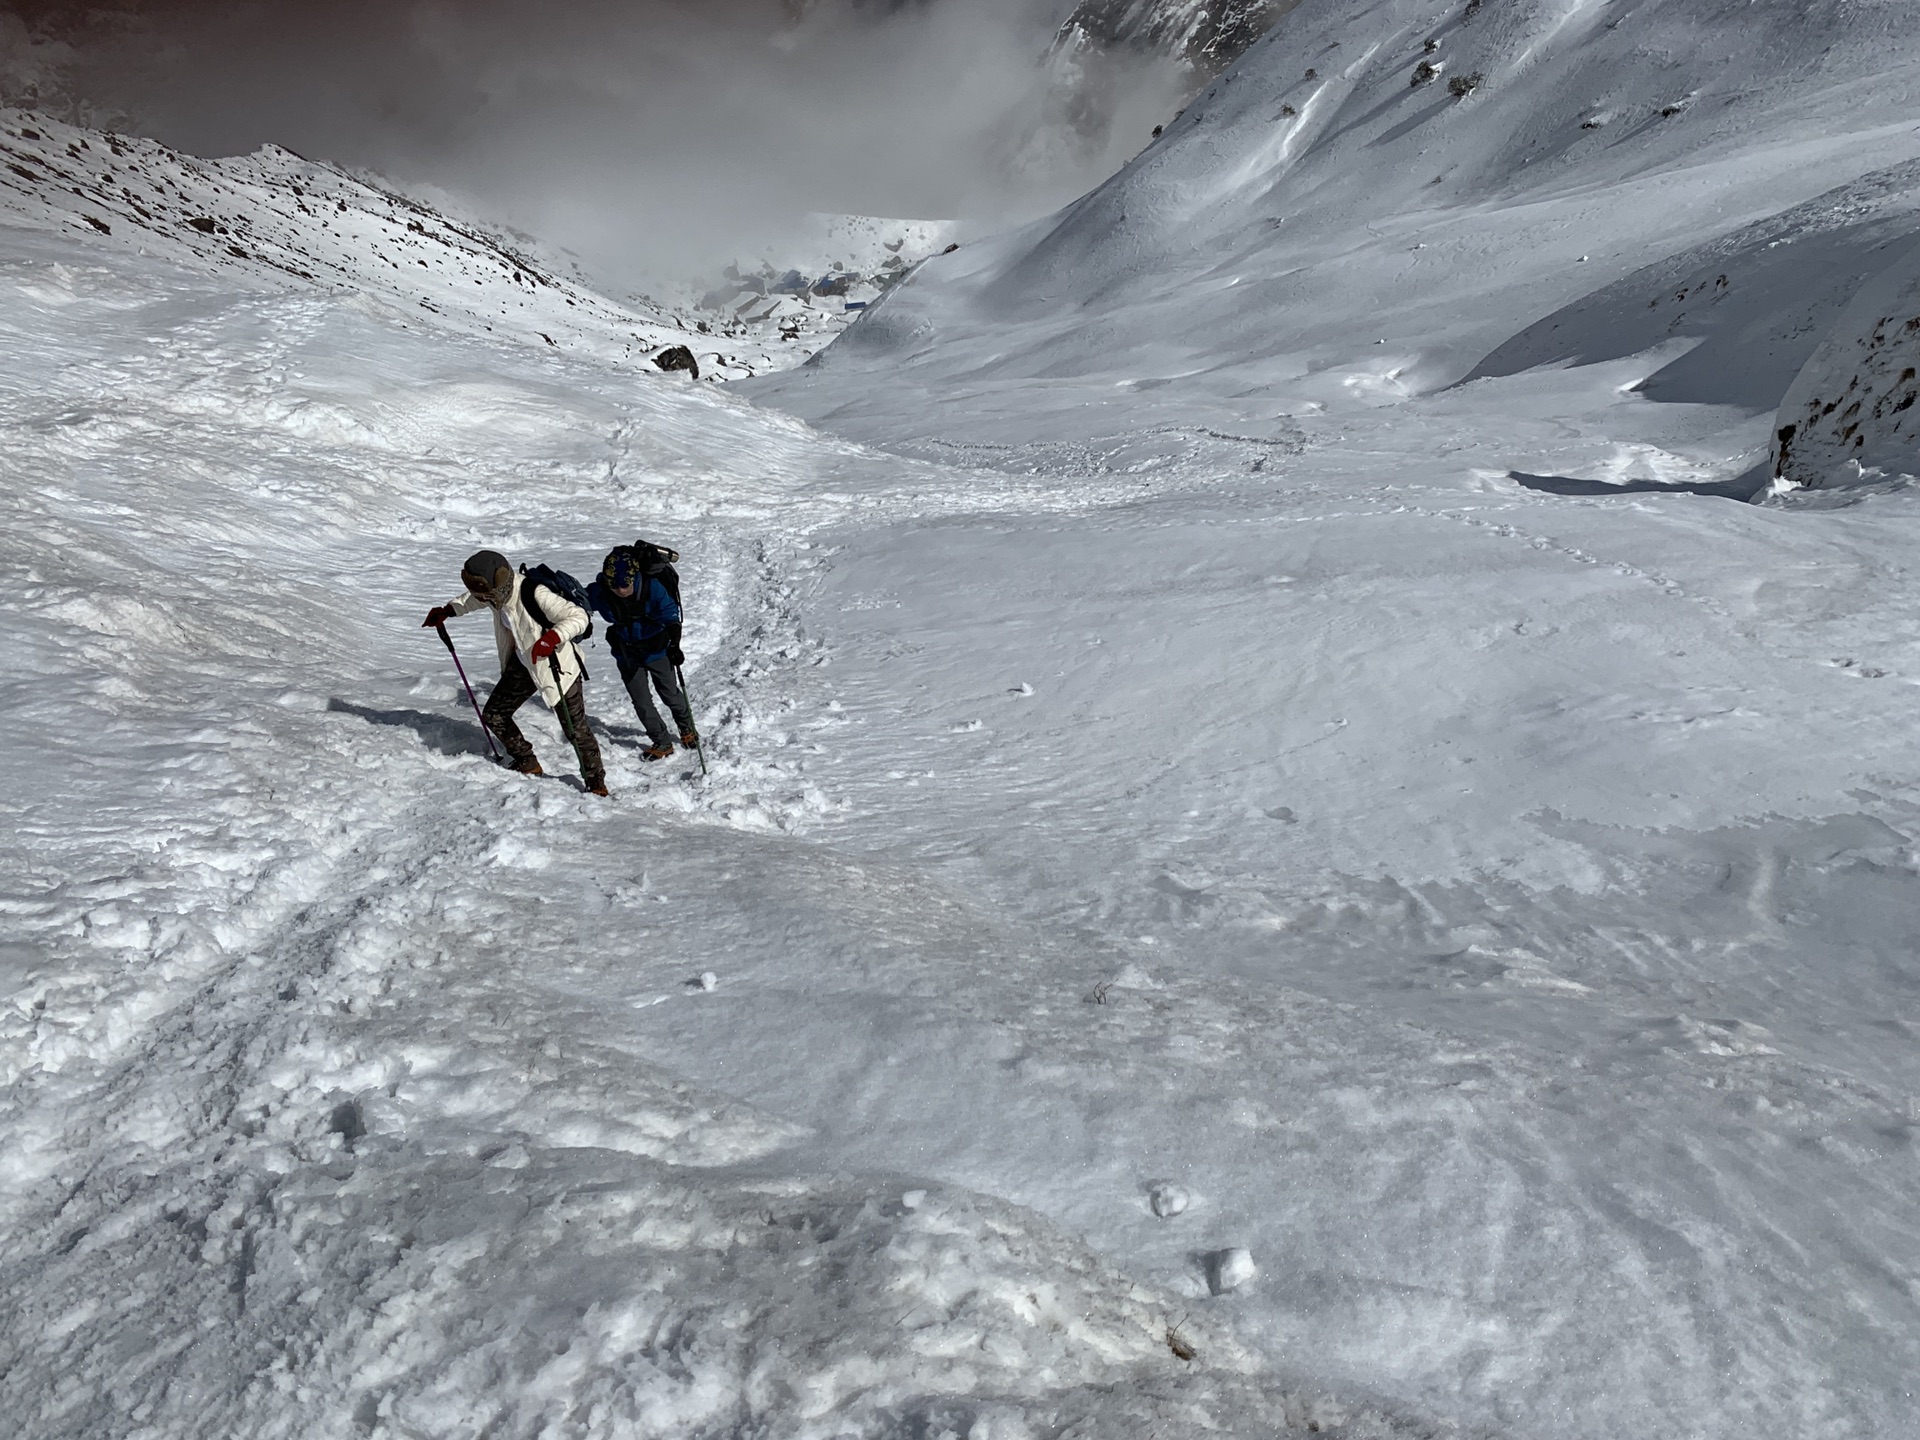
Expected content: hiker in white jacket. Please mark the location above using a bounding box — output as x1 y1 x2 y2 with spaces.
423 548 608 795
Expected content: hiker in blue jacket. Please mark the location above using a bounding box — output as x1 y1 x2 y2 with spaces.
586 542 698 761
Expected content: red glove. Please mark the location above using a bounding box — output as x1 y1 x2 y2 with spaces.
530 629 561 662
422 605 456 628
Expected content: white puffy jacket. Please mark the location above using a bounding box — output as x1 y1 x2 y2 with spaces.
446 572 590 709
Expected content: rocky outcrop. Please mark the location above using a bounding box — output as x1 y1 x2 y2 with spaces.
1771 234 1920 492
1052 0 1304 78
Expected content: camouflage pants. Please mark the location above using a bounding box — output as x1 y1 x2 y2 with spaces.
485 654 605 786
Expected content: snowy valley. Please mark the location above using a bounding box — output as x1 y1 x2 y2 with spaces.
9 0 1920 1437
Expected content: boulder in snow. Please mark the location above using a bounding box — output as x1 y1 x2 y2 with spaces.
655 343 701 380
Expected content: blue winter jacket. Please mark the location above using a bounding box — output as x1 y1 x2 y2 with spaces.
585 575 681 666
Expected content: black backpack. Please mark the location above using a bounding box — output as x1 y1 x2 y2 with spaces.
518 562 595 642
632 539 681 608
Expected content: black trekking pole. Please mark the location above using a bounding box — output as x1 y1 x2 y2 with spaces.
676 663 708 776
436 623 502 761
546 653 582 748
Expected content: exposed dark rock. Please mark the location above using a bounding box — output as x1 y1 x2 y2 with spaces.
1054 0 1305 80
654 344 701 379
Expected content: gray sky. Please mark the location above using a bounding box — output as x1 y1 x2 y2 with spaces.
1 1 1185 286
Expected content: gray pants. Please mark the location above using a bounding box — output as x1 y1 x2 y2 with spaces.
621 655 693 746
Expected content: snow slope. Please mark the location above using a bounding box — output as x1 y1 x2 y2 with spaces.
0 109 856 381
0 145 1433 1438
727 0 1920 1435
756 0 1920 447
13 1 1920 1437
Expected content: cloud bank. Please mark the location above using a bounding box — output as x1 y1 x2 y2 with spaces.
2 0 1189 288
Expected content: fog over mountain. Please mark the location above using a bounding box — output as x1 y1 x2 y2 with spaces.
0 0 1282 288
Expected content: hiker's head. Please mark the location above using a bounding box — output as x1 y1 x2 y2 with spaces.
603 548 640 598
462 549 512 605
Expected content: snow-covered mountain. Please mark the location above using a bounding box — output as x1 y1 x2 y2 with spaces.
759 0 1920 463
0 109 902 380
11 2 1920 1439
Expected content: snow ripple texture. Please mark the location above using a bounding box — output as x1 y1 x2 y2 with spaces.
0 193 1421 1437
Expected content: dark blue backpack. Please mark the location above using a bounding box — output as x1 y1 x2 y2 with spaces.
518 562 595 643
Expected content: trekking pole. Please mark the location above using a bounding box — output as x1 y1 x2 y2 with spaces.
436 623 502 760
546 653 582 748
676 664 709 776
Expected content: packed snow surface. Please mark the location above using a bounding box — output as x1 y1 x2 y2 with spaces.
10 0 1920 1436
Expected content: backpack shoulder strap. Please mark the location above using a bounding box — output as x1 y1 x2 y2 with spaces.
518 566 551 630
656 564 682 609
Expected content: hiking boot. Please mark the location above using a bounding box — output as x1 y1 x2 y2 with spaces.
586 778 610 797
679 728 700 749
641 742 675 762
511 756 544 776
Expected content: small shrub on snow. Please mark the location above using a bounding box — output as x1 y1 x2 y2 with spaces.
1412 60 1441 86
1449 71 1484 98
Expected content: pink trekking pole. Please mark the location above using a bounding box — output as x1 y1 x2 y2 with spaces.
435 623 502 760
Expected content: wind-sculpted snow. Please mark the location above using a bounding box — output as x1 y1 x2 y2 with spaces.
0 217 1449 1436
